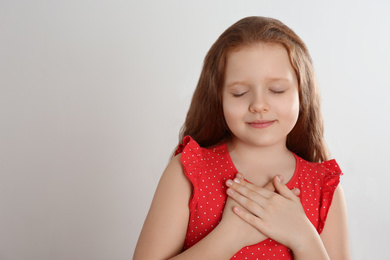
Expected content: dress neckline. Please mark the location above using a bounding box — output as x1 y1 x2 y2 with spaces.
221 142 300 189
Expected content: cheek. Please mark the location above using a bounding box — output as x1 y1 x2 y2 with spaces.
223 103 238 123
277 94 300 123
290 94 300 115
223 95 238 116
287 94 300 123
223 98 246 128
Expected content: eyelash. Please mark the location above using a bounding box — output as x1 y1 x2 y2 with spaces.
271 90 285 94
232 92 247 97
232 89 285 97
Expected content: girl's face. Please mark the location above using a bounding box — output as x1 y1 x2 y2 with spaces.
222 43 299 149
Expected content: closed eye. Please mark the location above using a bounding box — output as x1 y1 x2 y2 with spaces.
270 89 285 94
232 92 247 97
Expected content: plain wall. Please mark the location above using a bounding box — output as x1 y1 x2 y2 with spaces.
1 1 389 259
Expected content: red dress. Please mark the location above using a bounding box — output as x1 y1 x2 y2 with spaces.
175 136 342 259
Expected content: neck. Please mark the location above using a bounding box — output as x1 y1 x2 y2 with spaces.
229 137 291 161
227 137 295 184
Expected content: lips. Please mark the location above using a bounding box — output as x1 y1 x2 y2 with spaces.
247 120 276 129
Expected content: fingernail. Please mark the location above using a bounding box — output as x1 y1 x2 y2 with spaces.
276 176 281 182
226 179 233 186
278 175 284 181
234 178 240 183
295 189 300 195
236 173 242 179
227 188 234 195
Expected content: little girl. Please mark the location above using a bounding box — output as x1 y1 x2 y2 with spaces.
134 16 349 260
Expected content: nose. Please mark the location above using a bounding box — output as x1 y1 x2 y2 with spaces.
249 92 269 113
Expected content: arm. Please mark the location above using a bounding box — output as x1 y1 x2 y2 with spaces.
133 154 192 259
133 156 247 259
290 184 350 259
320 185 350 260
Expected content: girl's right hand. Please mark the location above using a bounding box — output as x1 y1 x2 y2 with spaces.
218 174 299 250
220 196 267 248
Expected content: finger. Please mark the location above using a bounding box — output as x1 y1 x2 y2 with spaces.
232 205 267 234
226 178 271 212
227 187 265 218
227 178 274 199
291 188 300 196
235 173 244 180
262 181 275 192
263 175 284 192
273 176 299 200
235 173 283 192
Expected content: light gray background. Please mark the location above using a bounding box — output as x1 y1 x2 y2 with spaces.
1 1 389 259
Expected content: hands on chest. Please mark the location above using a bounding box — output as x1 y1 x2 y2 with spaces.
220 173 315 251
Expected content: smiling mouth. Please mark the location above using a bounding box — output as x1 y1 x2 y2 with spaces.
247 120 276 128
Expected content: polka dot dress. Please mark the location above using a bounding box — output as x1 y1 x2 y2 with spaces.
175 136 342 259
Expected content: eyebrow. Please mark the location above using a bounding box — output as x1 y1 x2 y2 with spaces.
225 77 292 88
264 77 293 84
225 81 250 88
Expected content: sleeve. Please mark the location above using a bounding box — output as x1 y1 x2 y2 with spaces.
318 159 343 233
174 136 203 210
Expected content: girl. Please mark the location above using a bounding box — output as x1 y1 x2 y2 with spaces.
133 16 349 259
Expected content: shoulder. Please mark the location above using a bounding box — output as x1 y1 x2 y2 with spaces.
295 154 343 179
294 155 343 199
175 135 227 167
153 152 192 204
175 136 202 155
162 153 190 189
168 152 183 169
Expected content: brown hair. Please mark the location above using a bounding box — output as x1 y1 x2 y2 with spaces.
177 16 329 162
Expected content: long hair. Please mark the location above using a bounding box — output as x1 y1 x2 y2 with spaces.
177 16 329 162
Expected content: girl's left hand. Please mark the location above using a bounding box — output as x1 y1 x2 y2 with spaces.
226 175 317 251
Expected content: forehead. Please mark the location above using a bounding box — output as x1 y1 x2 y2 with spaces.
224 43 297 85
